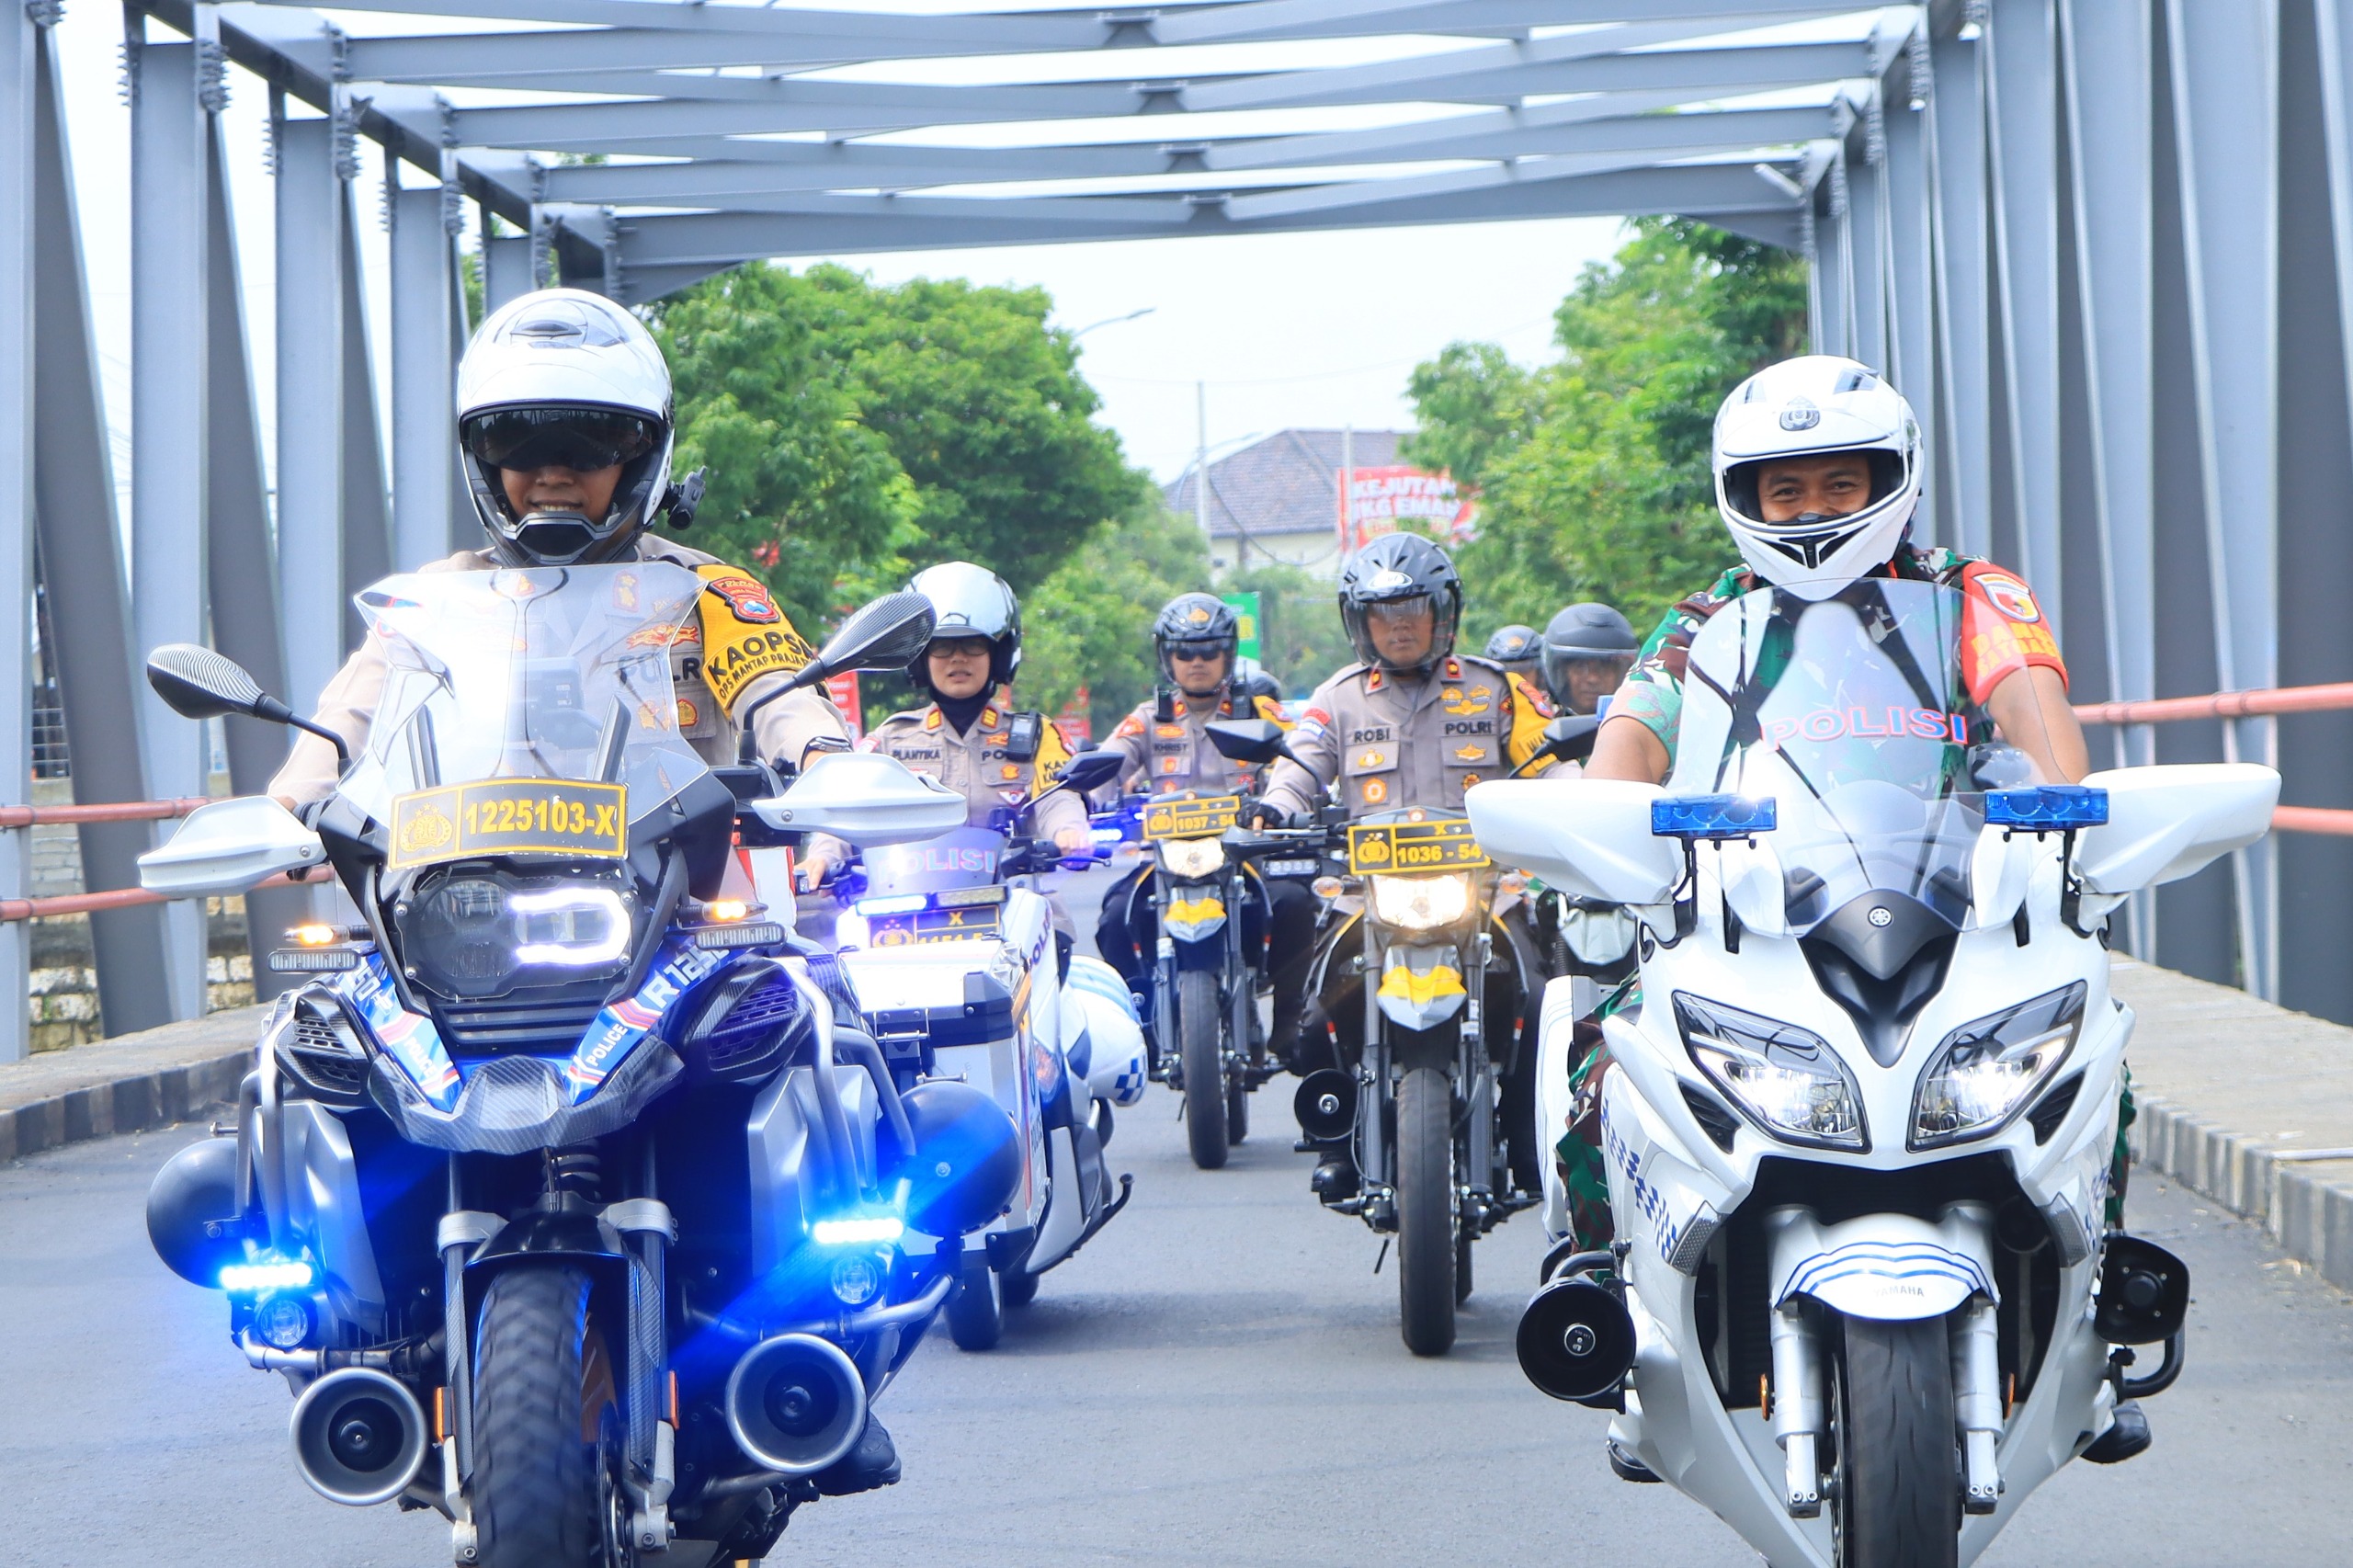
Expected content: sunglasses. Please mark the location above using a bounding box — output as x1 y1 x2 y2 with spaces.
929 636 994 660
1168 642 1228 664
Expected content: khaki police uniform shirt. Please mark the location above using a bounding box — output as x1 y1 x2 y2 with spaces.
267 536 851 805
862 687 1086 843
1261 653 1549 819
1098 691 1291 798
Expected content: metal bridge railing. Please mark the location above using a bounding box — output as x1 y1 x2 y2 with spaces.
2075 683 2353 837
0 799 315 922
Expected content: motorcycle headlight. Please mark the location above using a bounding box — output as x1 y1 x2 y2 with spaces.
397 870 634 998
1155 836 1226 880
1676 994 1867 1151
1911 982 2085 1149
1370 871 1473 932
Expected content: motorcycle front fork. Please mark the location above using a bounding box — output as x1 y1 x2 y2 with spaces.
1351 930 1496 1233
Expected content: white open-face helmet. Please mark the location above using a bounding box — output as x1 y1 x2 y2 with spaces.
456 288 676 566
1712 354 1922 600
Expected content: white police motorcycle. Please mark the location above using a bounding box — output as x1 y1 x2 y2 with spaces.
1471 580 2276 1568
829 745 1145 1349
138 571 1029 1568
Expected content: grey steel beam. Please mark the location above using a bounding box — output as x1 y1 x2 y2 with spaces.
438 40 1873 151
2165 0 2280 998
1210 98 1834 173
1929 22 1992 558
2313 0 2353 468
28 17 176 1035
200 111 305 1002
1884 49 1937 540
131 30 211 1022
2061 0 2154 771
391 180 457 569
1987 0 2063 620
0 2 36 1062
1814 162 1852 356
273 108 346 809
340 190 392 651
613 159 1798 268
1846 124 1888 370
483 228 533 310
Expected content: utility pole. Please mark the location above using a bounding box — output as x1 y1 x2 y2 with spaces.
1195 380 1211 556
1340 425 1354 554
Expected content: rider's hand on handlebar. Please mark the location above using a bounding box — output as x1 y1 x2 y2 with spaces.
1244 802 1297 831
1052 826 1092 858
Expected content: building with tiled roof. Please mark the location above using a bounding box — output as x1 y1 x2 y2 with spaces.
1164 429 1406 578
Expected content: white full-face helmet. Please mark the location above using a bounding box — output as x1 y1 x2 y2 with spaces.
456 288 676 566
1712 355 1923 600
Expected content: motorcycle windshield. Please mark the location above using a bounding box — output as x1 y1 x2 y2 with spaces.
862 826 1010 899
1668 580 1997 934
335 562 710 831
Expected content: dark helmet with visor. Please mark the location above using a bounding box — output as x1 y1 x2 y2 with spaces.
907 562 1023 695
455 289 676 567
1154 593 1239 685
1484 624 1540 672
1338 531 1461 674
1539 603 1639 710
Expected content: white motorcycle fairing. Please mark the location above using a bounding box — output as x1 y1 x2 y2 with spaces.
1472 581 2275 1568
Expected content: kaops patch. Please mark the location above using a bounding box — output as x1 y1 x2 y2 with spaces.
694 565 813 710
701 569 780 624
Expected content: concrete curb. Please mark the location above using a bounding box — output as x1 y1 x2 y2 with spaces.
2131 1092 2353 1293
0 1051 250 1163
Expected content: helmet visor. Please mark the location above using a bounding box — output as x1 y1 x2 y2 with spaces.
463 407 661 474
1165 638 1231 664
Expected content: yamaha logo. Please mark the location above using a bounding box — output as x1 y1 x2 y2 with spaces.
1868 905 1893 927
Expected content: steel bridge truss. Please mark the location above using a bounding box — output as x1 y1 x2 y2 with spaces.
2 0 2350 1057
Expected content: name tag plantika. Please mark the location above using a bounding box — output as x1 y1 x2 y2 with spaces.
390 779 628 869
1142 792 1242 841
1347 814 1488 876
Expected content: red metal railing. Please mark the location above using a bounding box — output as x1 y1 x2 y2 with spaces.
2076 680 2353 836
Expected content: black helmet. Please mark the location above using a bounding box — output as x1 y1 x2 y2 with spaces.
1540 603 1639 710
1338 532 1461 673
1154 593 1238 685
1484 624 1540 668
908 562 1022 694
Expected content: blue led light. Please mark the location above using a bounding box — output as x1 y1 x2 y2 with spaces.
1652 794 1778 840
220 1258 314 1293
1984 785 2109 830
812 1215 904 1246
853 893 926 917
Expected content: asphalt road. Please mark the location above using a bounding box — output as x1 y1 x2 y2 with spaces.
4 874 2349 1565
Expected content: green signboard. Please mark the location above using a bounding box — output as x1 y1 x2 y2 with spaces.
1220 590 1262 661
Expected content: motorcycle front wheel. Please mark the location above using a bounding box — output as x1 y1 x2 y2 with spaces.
1832 1313 1961 1568
1178 968 1229 1168
471 1264 624 1568
1394 1065 1458 1356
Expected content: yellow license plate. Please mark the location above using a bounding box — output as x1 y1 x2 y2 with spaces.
1142 793 1241 841
1347 816 1488 875
871 905 1003 946
389 779 628 869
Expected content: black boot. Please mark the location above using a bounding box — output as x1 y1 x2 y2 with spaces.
1606 1437 1661 1483
2081 1401 2152 1465
813 1415 902 1495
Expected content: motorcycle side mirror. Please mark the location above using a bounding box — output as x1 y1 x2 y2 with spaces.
146 643 350 766
147 643 270 722
1541 714 1601 764
1044 748 1125 800
787 592 938 691
1204 717 1301 769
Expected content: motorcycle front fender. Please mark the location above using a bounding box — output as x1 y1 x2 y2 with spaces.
1765 1203 1999 1322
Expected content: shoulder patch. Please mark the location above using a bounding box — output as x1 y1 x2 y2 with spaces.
693 566 813 712
699 567 781 625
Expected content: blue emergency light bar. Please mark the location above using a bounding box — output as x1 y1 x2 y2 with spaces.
1984 785 2109 830
1652 794 1778 840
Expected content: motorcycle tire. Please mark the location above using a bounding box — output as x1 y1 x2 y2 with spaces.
946 1261 1003 1351
1832 1314 1961 1568
471 1264 620 1568
1178 969 1229 1169
1395 1065 1458 1356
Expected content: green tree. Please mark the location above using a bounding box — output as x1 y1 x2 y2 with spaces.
1410 219 1809 642
1017 502 1213 731
649 267 921 632
650 262 1146 637
796 266 1144 594
1219 560 1353 698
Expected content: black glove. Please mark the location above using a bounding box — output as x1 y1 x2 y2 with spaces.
1245 801 1297 831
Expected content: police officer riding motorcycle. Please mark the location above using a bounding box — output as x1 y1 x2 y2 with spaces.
1092 595 1318 1168
1246 531 1551 1354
